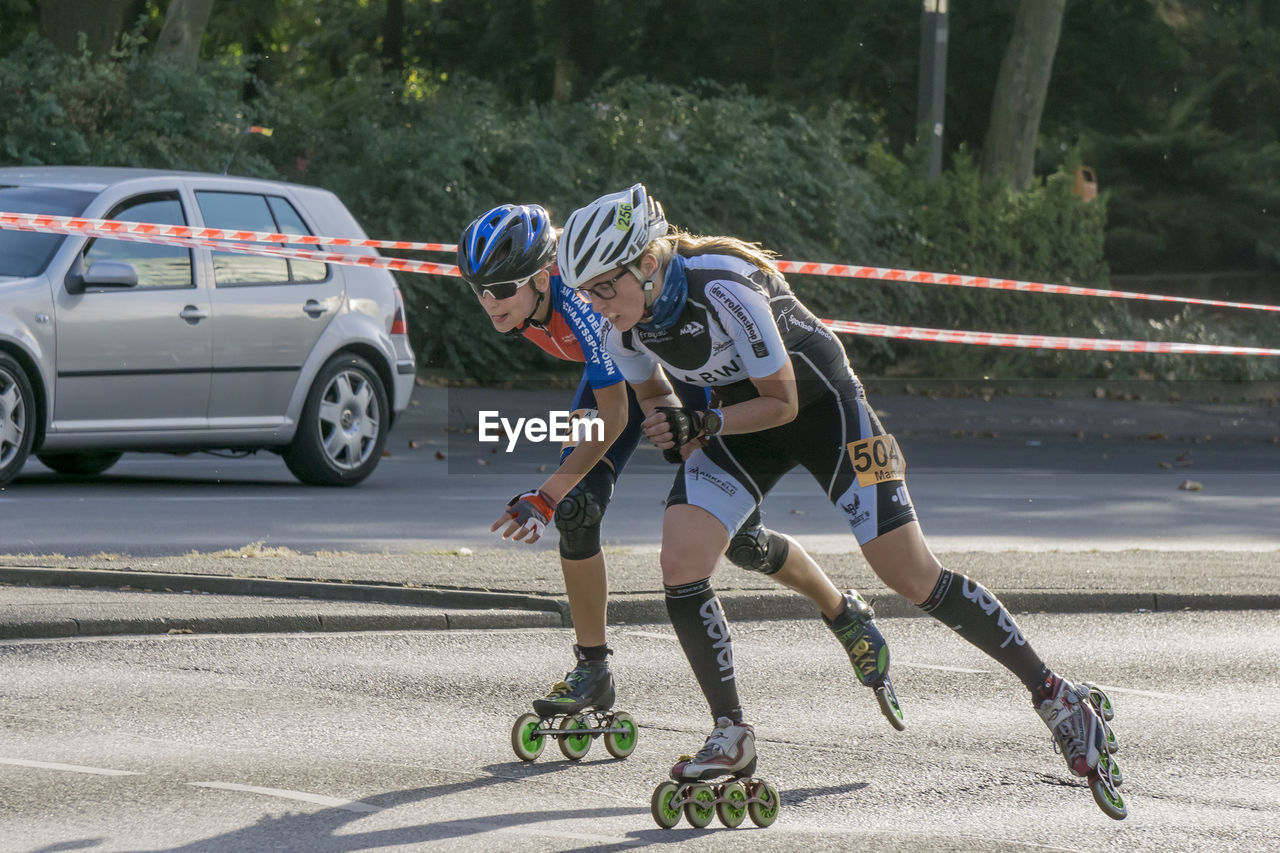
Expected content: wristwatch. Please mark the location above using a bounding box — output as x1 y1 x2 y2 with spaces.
703 408 724 437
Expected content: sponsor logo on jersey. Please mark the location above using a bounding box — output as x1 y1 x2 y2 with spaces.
678 320 705 337
777 304 820 335
681 358 744 385
708 282 770 360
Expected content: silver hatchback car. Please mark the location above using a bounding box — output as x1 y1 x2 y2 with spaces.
0 167 415 486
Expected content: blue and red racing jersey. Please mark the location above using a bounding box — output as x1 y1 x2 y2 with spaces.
521 269 623 390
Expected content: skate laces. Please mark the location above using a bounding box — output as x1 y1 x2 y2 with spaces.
1037 679 1089 760
693 719 743 763
544 666 589 699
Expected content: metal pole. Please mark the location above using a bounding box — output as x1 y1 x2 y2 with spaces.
916 0 950 180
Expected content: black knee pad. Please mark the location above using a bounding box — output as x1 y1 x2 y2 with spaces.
555 463 614 560
726 524 789 575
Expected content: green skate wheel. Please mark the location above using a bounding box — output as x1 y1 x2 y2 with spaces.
1102 720 1119 755
747 780 780 827
603 711 638 759
1091 755 1127 820
1084 682 1115 721
557 714 592 760
1100 751 1124 787
716 780 748 828
876 682 906 731
683 783 716 828
511 713 545 762
650 781 682 828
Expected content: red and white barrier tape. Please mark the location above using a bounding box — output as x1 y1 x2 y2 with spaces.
0 219 460 277
4 211 1276 356
6 210 1278 315
822 319 1280 357
777 259 1280 314
0 211 456 253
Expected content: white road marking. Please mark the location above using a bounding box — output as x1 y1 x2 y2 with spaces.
1085 683 1181 700
0 757 141 776
623 630 677 641
187 781 381 813
898 662 990 674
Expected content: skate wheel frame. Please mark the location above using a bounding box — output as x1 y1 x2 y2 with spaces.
509 709 637 763
876 678 906 731
1090 753 1127 820
650 776 781 829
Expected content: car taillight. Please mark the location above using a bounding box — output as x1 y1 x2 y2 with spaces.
391 287 408 335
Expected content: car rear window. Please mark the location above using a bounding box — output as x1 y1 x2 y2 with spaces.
197 191 329 286
0 185 95 277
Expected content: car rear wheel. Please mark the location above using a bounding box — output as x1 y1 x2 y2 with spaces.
283 353 389 486
0 353 36 487
36 451 124 477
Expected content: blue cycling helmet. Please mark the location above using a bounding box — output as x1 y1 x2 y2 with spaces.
457 204 556 286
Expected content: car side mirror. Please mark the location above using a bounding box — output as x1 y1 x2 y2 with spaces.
65 261 140 294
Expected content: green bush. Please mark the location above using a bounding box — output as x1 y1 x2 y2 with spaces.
0 35 267 174
5 41 1268 382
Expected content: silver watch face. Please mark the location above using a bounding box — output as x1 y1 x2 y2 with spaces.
705 410 721 436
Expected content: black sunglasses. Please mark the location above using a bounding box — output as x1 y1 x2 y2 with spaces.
468 275 532 301
577 267 629 301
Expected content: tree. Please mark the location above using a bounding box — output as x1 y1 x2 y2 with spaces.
38 0 134 57
980 0 1067 190
156 0 215 69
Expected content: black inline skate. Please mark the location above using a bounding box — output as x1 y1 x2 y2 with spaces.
1035 674 1126 820
650 717 781 829
510 646 637 762
825 590 906 730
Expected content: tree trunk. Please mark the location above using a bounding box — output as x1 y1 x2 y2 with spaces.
382 0 405 76
980 0 1067 190
38 0 133 58
155 0 215 69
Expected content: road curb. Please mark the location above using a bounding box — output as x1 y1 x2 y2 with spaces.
0 610 562 641
2 566 1276 642
606 590 1280 625
0 566 568 616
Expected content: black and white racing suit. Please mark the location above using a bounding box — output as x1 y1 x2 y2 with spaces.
602 252 918 544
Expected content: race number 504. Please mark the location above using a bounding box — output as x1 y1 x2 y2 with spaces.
846 434 906 487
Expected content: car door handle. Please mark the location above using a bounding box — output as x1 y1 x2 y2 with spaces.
179 305 208 323
303 299 328 318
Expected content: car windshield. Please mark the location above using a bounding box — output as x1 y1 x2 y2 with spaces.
0 185 96 278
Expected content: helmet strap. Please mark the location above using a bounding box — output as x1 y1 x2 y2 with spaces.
628 261 656 314
505 280 548 337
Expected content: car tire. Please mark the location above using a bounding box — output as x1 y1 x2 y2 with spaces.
36 451 124 477
284 353 389 486
0 352 36 487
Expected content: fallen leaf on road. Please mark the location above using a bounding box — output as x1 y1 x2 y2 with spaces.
1178 480 1203 491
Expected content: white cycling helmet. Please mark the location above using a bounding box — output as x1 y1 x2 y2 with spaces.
557 183 668 289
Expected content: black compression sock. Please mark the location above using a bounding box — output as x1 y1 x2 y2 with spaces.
574 643 611 663
664 578 744 724
920 569 1050 692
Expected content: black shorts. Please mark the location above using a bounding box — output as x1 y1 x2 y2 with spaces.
666 390 918 544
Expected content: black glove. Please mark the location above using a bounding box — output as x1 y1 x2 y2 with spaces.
504 489 556 538
655 406 706 445
655 406 708 464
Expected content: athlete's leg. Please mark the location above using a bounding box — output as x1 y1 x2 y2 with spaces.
662 503 744 723
726 513 845 619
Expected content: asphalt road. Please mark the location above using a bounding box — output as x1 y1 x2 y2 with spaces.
3 433 1277 556
2 610 1277 852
